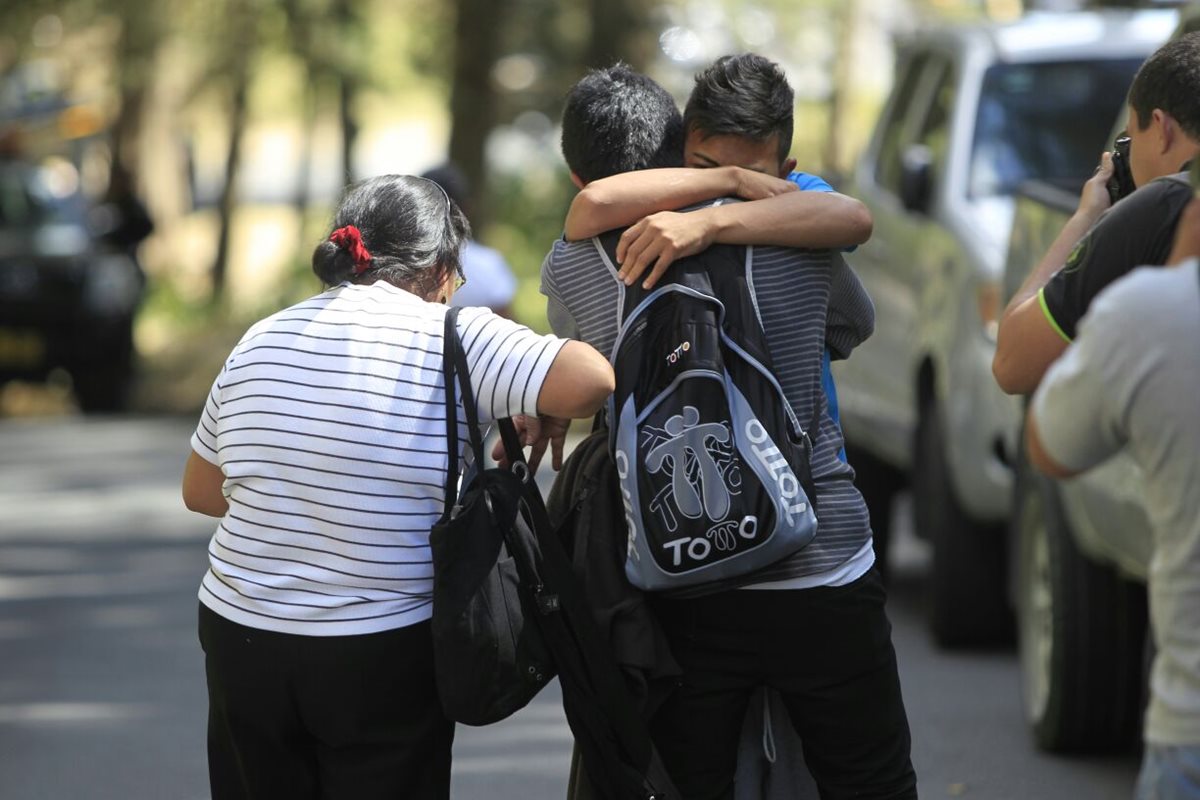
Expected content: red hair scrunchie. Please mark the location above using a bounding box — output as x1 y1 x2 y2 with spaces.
329 225 373 274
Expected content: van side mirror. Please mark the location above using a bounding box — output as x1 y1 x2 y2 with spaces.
899 144 934 214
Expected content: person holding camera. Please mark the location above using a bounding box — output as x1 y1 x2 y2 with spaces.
993 32 1200 396
1025 188 1200 800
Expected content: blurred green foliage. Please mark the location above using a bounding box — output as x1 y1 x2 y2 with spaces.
0 0 1019 400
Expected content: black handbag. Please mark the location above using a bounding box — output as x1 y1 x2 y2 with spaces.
428 307 556 726
431 307 679 798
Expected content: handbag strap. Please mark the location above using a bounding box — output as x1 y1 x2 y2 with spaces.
441 325 667 796
441 307 488 518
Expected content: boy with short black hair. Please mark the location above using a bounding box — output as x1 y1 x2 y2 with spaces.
541 62 916 800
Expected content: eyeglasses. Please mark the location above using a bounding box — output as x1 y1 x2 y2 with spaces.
454 273 467 291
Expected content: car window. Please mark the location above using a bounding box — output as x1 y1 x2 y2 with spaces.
968 58 1144 198
874 51 932 194
912 58 957 177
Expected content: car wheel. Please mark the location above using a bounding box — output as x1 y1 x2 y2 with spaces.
1013 450 1146 752
914 397 1012 647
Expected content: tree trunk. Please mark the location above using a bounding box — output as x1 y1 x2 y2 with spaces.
447 0 508 225
108 6 161 182
211 48 251 301
823 0 859 178
338 72 358 183
330 0 359 183
586 0 650 71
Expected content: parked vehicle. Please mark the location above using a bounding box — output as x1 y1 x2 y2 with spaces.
832 8 1177 647
0 75 145 414
1001 2 1200 754
0 155 144 412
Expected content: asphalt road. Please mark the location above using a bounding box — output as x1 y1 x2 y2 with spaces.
0 415 1139 799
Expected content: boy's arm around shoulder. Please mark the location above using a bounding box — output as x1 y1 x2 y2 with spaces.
617 192 873 290
564 166 797 241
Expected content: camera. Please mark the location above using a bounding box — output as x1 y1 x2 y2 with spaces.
1106 136 1135 204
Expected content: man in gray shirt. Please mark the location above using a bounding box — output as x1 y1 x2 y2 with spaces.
544 64 916 800
1028 197 1200 799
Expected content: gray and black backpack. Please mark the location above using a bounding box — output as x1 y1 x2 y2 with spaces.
599 232 820 592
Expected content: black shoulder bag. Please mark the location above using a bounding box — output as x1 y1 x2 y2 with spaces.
429 307 556 726
431 307 679 798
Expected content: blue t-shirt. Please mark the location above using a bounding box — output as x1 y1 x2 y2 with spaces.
788 171 845 459
787 171 834 193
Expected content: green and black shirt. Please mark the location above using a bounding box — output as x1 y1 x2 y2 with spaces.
1040 168 1194 341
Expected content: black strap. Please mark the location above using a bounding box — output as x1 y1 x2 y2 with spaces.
442 308 667 797
441 307 487 518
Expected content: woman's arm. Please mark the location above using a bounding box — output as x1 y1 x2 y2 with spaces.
491 340 613 473
536 341 615 420
564 167 795 241
182 450 228 517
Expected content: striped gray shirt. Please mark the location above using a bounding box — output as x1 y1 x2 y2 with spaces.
191 281 566 636
541 207 876 583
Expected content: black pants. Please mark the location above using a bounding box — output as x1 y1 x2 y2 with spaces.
648 569 917 800
198 604 454 800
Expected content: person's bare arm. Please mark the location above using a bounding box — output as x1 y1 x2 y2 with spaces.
1024 413 1080 480
992 154 1112 395
182 450 228 517
615 192 873 289
536 340 615 420
492 414 573 473
564 167 796 241
492 341 612 474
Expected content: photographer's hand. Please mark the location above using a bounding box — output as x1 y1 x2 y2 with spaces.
995 150 1114 395
1078 151 1114 221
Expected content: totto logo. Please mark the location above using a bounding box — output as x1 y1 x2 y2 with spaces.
665 341 691 365
745 419 808 526
614 450 641 561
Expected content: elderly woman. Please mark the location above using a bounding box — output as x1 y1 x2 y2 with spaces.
182 174 613 800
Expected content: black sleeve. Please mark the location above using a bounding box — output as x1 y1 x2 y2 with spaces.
1041 177 1192 339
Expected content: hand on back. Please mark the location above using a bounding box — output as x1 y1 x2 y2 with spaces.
616 210 718 289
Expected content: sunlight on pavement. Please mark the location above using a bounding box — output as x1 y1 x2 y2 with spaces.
0 702 154 725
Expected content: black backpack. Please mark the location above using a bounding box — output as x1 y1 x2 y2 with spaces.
600 233 820 592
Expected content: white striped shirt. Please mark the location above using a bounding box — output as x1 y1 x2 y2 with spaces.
191 281 567 636
541 201 877 588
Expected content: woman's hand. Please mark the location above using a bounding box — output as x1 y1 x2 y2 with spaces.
492 415 572 473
